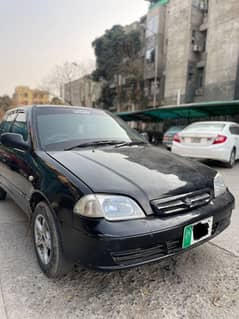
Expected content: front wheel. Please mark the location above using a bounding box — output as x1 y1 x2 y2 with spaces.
225 149 236 168
32 202 72 278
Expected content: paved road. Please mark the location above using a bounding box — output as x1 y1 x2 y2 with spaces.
0 163 239 319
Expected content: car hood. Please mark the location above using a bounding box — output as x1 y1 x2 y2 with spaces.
47 145 215 212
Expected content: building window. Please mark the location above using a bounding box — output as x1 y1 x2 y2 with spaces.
146 16 159 38
192 0 208 11
202 30 207 51
192 30 196 44
198 67 205 88
146 48 155 64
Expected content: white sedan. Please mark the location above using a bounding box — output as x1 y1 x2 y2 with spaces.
172 121 239 168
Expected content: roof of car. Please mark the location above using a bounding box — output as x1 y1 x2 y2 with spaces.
189 121 239 126
6 105 100 114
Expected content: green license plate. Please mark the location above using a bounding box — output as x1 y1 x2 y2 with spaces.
182 225 193 249
182 217 213 249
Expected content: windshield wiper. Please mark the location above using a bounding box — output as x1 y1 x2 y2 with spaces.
65 140 127 151
114 141 147 148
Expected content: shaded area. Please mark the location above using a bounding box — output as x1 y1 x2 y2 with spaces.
118 100 239 122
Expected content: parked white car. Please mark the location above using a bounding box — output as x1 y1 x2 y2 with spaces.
172 121 239 168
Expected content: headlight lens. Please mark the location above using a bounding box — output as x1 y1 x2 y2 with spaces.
74 195 145 221
214 173 227 197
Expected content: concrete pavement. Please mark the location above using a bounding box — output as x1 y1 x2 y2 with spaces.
0 163 239 319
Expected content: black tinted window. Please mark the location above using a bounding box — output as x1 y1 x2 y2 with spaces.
36 107 143 150
11 112 28 141
229 126 239 135
0 120 6 134
0 113 16 134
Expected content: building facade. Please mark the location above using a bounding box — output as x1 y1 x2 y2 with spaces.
64 76 102 107
144 0 239 106
12 86 49 106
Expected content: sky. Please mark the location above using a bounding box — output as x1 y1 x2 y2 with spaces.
0 0 148 96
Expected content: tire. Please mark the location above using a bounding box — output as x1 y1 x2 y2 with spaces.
225 149 236 168
32 201 72 278
0 187 7 201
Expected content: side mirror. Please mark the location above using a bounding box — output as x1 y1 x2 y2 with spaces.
0 133 30 151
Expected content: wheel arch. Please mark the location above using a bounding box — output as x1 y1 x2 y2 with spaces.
230 145 237 160
29 191 52 216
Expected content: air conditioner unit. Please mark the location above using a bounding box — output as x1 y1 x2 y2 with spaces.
193 44 202 52
195 88 204 96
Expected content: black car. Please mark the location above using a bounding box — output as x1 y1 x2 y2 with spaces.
0 105 235 278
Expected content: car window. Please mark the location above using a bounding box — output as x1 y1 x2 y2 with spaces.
0 112 16 135
230 126 239 135
184 123 225 132
229 126 236 135
0 116 7 134
11 112 28 141
36 107 144 149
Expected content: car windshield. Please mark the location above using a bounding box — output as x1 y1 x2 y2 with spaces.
184 123 225 132
35 107 144 150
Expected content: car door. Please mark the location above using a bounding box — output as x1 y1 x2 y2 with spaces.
0 111 18 192
8 111 36 213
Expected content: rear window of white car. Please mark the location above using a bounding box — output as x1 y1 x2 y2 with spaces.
184 123 225 132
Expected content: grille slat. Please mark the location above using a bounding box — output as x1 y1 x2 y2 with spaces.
111 241 179 266
151 189 212 216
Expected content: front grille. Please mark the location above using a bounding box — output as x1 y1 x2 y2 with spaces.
111 239 181 266
151 189 213 216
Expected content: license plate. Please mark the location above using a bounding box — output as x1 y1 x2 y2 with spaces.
184 137 201 143
191 137 201 143
182 217 213 249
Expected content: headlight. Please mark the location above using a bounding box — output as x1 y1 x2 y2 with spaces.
214 173 227 197
74 194 145 221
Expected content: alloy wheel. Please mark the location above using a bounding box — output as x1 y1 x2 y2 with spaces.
230 150 236 167
34 214 52 265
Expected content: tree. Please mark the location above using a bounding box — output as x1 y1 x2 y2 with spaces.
0 95 12 119
50 97 64 105
117 30 144 110
92 25 144 110
41 60 94 105
92 25 126 82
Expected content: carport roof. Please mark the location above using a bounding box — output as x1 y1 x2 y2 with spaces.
117 100 239 122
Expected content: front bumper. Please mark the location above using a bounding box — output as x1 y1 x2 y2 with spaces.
62 191 234 270
162 141 173 149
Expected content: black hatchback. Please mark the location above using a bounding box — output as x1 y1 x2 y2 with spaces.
0 105 235 278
